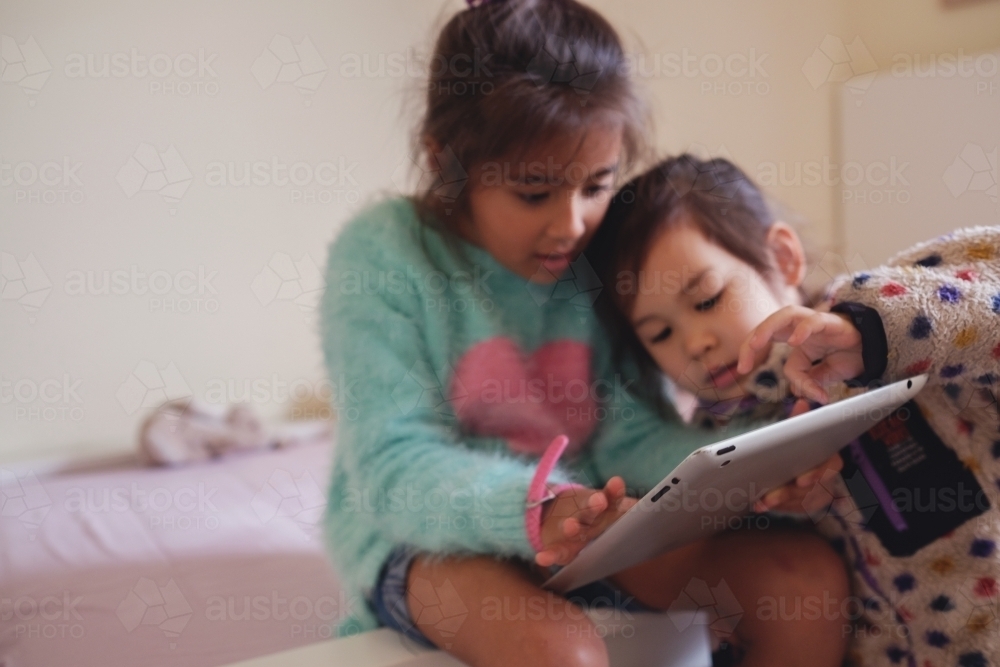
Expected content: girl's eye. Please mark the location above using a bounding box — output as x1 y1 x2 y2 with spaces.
695 290 723 312
518 191 549 205
651 325 672 343
584 183 611 198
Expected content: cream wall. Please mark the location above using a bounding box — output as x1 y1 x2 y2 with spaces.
593 0 846 253
1 0 440 464
845 0 1000 66
2 0 998 465
836 0 1000 256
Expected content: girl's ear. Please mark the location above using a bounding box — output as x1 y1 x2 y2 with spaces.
766 221 806 289
423 135 443 162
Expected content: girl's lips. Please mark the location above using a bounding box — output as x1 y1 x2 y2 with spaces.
708 363 739 389
537 253 571 274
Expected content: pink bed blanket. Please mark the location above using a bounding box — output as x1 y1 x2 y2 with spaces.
0 442 345 667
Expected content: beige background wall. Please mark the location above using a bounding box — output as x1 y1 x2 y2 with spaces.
2 0 999 464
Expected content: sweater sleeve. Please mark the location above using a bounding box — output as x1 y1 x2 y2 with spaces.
321 218 567 560
828 227 1000 395
582 347 761 497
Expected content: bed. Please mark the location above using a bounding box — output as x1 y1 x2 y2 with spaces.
1 437 711 667
0 442 344 667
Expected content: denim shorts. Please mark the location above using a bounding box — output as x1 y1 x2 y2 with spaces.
369 547 652 649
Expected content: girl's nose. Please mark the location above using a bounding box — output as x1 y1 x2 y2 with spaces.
546 191 587 244
685 328 716 360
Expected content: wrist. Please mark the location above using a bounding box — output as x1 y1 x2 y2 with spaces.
525 435 583 553
830 302 888 387
538 484 585 524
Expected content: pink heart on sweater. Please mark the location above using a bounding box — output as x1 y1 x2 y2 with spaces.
450 337 597 456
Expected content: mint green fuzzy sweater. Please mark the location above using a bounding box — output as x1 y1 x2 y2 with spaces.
320 198 730 634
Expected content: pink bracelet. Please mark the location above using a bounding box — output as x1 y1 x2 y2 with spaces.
525 435 585 553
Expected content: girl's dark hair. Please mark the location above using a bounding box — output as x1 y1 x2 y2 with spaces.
413 0 647 229
586 154 778 411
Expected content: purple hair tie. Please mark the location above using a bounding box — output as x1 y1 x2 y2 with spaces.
466 0 501 7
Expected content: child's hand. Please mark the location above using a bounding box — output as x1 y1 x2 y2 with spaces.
753 453 844 514
535 476 637 567
737 305 864 404
754 400 844 514
736 322 851 514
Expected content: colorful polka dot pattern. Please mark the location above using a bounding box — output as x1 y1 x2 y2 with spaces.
824 230 1000 666
938 285 961 303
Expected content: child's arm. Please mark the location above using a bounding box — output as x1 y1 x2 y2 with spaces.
741 227 1000 400
738 228 1000 509
826 226 1000 394
583 346 763 496
323 232 573 560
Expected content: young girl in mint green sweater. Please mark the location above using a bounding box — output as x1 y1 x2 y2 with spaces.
320 2 849 665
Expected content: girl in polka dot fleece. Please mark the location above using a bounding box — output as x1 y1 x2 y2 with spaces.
589 154 1000 667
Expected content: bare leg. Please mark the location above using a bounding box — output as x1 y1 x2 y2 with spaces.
407 555 609 667
611 525 850 667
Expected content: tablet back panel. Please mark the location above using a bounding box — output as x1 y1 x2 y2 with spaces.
545 375 928 593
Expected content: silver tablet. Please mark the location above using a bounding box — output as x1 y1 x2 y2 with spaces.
544 375 928 593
